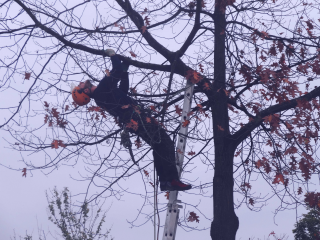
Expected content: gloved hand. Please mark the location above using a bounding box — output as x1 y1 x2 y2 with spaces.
104 49 115 57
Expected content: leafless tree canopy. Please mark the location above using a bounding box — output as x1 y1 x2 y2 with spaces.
1 0 320 239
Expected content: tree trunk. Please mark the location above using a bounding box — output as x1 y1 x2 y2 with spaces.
210 1 239 239
210 143 239 240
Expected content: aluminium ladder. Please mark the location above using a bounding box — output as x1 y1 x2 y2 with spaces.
162 80 194 240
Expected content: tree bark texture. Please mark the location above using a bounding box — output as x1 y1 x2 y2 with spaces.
210 2 239 239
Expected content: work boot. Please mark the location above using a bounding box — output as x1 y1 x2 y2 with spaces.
160 179 192 191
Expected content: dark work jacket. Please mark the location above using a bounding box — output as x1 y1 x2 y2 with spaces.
91 55 137 122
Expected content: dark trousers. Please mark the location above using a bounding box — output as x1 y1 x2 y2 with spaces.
125 111 179 182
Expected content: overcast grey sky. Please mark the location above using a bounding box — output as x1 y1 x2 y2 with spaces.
1 0 320 239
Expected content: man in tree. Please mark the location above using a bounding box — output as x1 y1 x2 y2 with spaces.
72 49 191 192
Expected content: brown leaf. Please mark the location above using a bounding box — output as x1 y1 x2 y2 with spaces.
165 191 169 200
141 26 147 34
146 117 151 123
134 137 142 148
129 51 137 58
51 140 59 149
203 82 210 90
126 119 139 131
217 125 224 131
144 16 151 26
188 151 196 156
143 170 149 177
182 120 190 127
272 173 285 184
24 72 31 80
22 168 27 177
187 211 200 223
199 63 204 73
175 105 182 116
121 105 130 109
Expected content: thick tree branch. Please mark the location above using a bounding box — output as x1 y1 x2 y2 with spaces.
115 0 174 61
176 0 202 58
232 86 320 145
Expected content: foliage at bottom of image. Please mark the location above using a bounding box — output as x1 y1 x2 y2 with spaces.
11 187 113 240
292 192 320 240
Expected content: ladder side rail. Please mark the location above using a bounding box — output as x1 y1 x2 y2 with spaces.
162 81 194 240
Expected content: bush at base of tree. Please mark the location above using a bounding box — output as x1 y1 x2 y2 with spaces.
11 187 112 240
293 195 320 240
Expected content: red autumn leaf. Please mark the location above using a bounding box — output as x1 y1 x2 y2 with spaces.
187 111 194 117
249 198 254 206
141 25 147 34
130 87 137 94
272 173 285 184
165 191 169 200
188 151 196 156
146 117 151 123
284 146 298 155
256 160 263 168
305 20 314 30
141 8 148 15
163 88 167 93
121 104 130 109
199 63 204 73
22 168 27 177
187 211 200 223
51 140 66 149
263 115 273 123
51 140 59 149
58 140 66 148
44 101 49 108
299 158 312 180
203 82 210 90
268 45 277 56
144 16 151 26
149 105 158 112
135 137 142 148
133 106 141 114
25 72 31 80
175 105 182 116
269 231 275 236
201 0 206 8
297 187 303 195
217 125 224 131
126 119 139 131
105 69 110 76
185 69 203 84
241 182 252 190
129 51 137 58
119 26 125 32
88 106 101 112
44 114 49 124
182 120 190 127
143 169 149 177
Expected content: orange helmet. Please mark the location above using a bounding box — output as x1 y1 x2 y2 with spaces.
71 86 91 106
